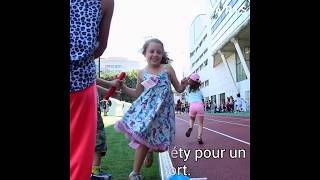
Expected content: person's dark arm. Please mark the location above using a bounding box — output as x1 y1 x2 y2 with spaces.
97 85 120 99
94 0 114 58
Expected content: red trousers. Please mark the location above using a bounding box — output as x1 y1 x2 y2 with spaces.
70 83 97 180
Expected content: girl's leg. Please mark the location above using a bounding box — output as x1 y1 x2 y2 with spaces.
186 116 196 137
197 116 204 144
133 144 149 173
189 116 196 128
197 116 204 139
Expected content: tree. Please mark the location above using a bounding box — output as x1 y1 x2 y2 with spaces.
100 70 138 103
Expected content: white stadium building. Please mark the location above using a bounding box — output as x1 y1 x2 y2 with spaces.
184 0 250 111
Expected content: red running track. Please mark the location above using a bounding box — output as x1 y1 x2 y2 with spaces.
168 113 250 180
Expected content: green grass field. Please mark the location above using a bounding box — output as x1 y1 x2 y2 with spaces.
100 115 161 180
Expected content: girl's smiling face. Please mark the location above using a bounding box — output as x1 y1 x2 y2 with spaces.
145 42 163 66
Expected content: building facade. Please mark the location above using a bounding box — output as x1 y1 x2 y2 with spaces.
185 0 250 111
95 57 146 73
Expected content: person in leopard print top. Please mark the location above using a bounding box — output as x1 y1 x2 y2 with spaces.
70 0 117 180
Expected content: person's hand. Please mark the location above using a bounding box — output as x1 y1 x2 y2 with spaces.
181 77 189 88
109 79 121 88
118 80 126 90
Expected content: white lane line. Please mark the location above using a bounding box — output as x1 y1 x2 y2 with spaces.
178 114 250 121
159 151 174 180
206 119 250 127
203 114 250 121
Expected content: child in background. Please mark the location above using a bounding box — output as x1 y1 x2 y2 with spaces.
185 73 205 144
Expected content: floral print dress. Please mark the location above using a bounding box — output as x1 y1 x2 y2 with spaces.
115 67 175 152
